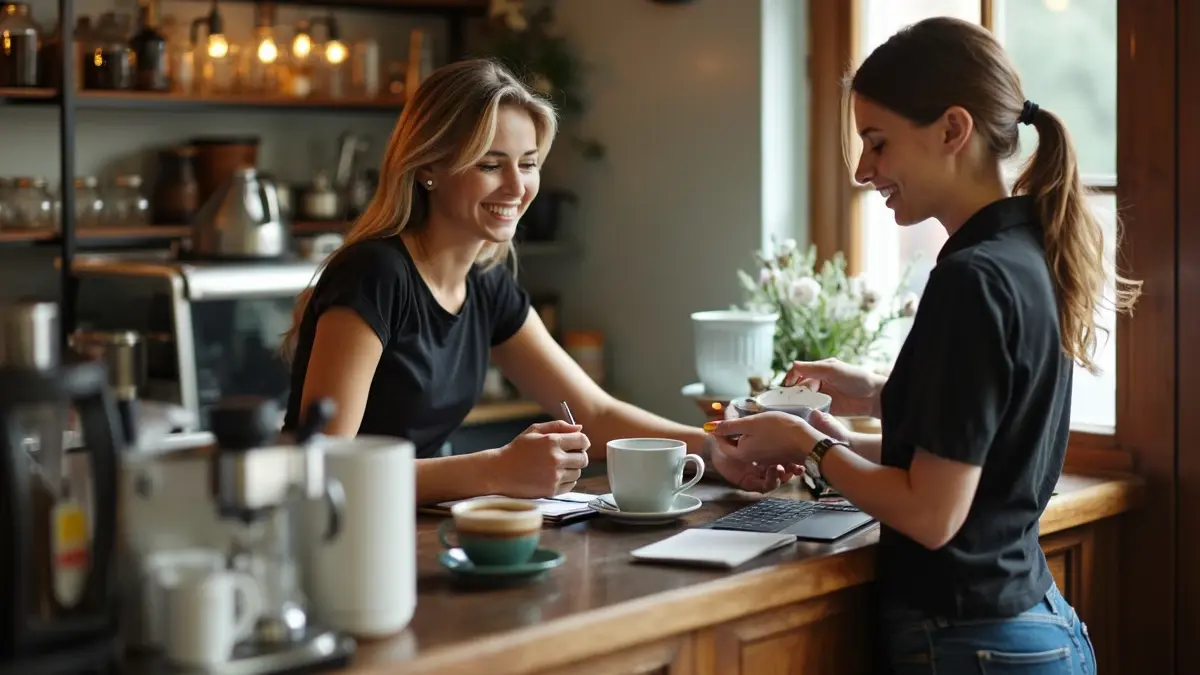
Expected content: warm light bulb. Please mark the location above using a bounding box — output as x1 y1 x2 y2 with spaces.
293 33 312 59
257 37 278 63
325 40 348 65
207 33 229 59
1044 0 1070 11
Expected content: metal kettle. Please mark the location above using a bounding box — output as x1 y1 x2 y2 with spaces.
191 167 291 259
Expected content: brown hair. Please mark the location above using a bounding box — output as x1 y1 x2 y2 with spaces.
841 17 1140 373
281 58 558 361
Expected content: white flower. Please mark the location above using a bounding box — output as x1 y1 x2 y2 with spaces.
900 292 920 317
790 277 821 307
860 289 879 311
780 238 797 254
758 268 774 286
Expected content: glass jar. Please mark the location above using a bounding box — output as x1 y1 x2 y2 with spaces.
0 3 41 87
83 12 133 90
0 177 13 228
106 174 150 226
9 177 54 231
74 176 104 228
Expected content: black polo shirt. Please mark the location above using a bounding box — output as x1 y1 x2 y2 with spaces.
876 195 1071 619
283 236 532 457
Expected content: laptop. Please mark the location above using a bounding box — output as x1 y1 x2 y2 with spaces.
702 498 878 542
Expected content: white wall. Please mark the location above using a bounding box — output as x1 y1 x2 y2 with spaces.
518 0 809 423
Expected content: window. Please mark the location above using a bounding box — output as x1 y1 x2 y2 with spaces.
848 0 1119 431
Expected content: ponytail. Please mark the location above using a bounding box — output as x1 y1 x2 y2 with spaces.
1012 107 1142 374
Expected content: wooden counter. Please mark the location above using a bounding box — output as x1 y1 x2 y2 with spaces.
340 472 1143 675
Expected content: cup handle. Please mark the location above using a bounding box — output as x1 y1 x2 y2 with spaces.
675 454 706 495
230 572 264 643
437 520 458 549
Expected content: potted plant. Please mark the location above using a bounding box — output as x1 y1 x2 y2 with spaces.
737 237 918 388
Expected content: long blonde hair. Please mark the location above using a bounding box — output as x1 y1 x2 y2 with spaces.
843 17 1141 374
281 59 558 361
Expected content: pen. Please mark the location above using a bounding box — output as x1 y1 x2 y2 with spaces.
560 400 576 425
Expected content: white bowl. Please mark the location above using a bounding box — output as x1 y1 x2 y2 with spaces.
731 386 832 421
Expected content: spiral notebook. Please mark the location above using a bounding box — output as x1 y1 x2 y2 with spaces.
629 529 798 569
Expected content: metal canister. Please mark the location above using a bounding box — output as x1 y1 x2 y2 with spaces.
0 300 59 370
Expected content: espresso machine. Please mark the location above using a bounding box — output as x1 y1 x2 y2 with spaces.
127 395 355 674
0 301 127 675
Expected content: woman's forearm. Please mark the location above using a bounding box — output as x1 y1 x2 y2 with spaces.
585 398 708 458
846 431 882 463
414 450 498 504
820 445 950 549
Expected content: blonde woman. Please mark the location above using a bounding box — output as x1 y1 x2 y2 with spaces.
282 59 796 504
708 18 1139 674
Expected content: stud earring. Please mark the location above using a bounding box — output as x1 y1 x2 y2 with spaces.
425 179 434 189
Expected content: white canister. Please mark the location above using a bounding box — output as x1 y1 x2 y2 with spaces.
691 309 779 397
304 435 416 638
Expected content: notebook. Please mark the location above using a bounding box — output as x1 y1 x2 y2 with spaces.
629 529 798 569
418 492 598 526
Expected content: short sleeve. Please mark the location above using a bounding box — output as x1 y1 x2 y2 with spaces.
889 259 1014 466
478 263 532 346
310 241 408 347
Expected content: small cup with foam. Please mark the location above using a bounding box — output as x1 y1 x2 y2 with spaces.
437 498 543 566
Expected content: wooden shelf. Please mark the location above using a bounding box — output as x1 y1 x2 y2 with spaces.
187 0 488 12
0 87 57 103
462 399 546 426
75 90 406 113
0 230 57 246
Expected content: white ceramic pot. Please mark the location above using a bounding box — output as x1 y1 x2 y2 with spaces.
691 309 779 397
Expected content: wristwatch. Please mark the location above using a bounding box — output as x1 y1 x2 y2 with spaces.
805 437 850 482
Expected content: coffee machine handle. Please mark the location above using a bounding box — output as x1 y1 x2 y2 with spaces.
66 362 124 611
321 477 346 542
260 179 281 225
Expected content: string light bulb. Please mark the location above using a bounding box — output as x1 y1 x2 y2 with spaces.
189 1 227 59
292 20 312 60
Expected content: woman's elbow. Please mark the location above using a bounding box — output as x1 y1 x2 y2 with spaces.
912 512 968 550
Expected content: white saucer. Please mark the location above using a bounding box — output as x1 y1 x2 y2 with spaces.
587 493 703 525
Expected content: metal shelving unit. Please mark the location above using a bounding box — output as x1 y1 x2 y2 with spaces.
10 0 488 348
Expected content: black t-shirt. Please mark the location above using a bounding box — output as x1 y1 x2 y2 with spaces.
876 196 1071 619
283 237 532 458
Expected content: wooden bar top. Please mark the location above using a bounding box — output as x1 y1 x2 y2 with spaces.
339 472 1143 675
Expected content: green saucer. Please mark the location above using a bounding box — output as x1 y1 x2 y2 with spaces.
439 547 565 585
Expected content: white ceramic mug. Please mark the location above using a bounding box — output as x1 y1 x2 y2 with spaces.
304 435 416 638
164 568 262 667
137 548 227 650
606 438 705 513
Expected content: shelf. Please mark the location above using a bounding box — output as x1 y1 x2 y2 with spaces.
185 0 488 12
74 90 406 113
462 399 545 426
0 87 58 104
0 230 57 247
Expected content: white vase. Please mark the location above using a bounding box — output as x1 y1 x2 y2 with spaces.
691 309 779 398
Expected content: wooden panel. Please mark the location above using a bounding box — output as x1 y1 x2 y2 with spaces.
1040 529 1092 613
1115 0 1178 672
1178 0 1200 665
696 587 873 675
535 635 694 675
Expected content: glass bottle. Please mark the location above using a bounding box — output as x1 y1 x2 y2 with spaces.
107 174 150 226
130 1 168 92
0 3 41 87
73 176 104 229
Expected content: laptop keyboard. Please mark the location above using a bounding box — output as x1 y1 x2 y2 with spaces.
708 498 863 533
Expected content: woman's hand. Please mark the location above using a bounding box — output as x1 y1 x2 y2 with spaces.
783 358 886 418
708 411 827 467
488 421 591 497
708 440 804 493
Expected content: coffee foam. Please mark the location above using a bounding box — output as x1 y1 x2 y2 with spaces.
451 499 543 535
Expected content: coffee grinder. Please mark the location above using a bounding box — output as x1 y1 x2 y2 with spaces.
202 395 354 673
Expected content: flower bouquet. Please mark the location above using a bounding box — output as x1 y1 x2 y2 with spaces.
737 238 918 382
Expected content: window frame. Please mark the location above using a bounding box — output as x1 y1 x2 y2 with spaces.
807 0 1138 473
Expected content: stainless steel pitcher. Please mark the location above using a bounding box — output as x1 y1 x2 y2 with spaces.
191 167 291 259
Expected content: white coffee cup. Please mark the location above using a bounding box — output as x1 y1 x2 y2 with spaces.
606 438 705 513
304 435 416 638
138 548 227 650
164 568 262 667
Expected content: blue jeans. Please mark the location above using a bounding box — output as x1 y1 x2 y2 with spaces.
882 583 1097 674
